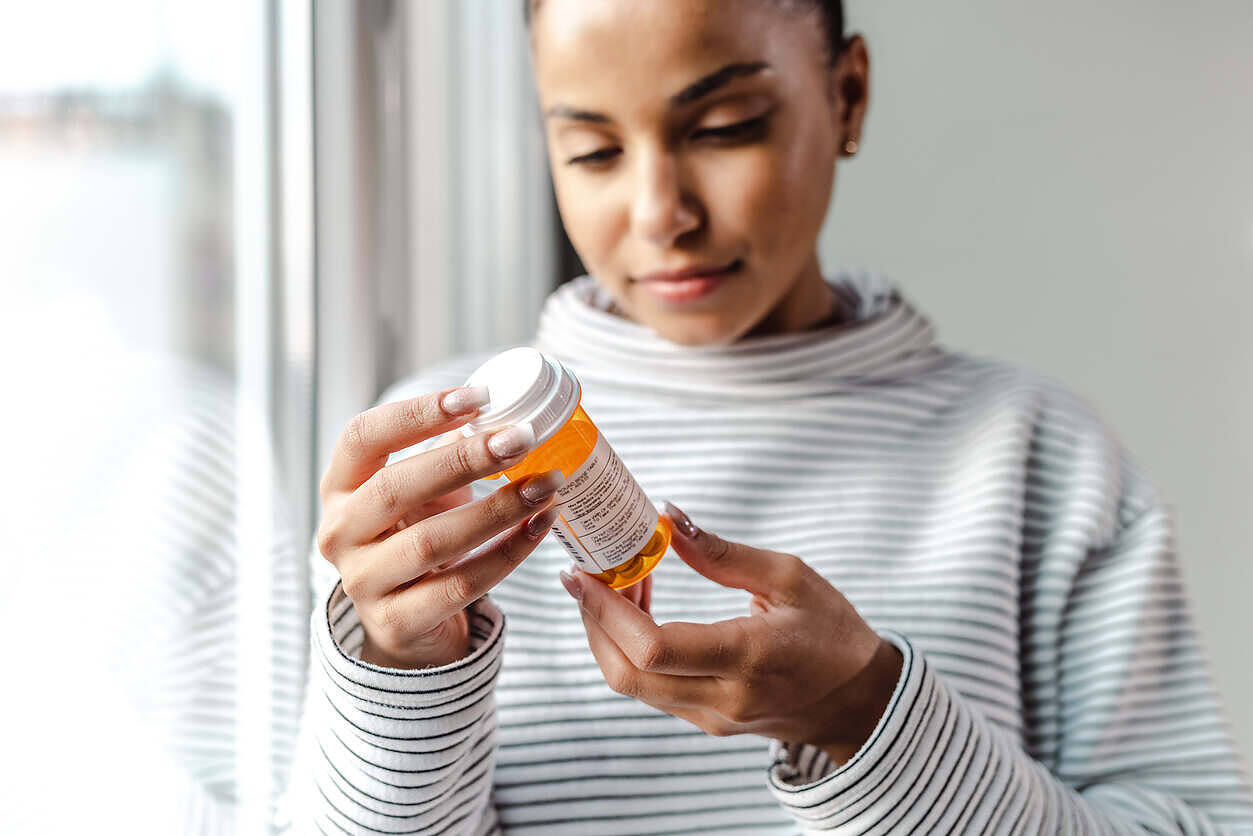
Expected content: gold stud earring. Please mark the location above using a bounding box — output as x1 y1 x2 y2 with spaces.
843 137 859 156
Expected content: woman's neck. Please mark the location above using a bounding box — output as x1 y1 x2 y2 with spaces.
745 253 846 338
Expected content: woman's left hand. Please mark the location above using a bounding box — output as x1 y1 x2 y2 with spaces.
560 503 903 765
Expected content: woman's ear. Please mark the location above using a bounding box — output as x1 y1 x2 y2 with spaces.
827 34 870 157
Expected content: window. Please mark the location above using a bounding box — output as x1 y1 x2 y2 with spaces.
0 1 557 831
1 1 314 831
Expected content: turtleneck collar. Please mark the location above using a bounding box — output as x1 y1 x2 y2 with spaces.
533 269 946 401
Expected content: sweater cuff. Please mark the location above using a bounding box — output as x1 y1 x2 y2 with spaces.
768 630 930 828
316 577 506 711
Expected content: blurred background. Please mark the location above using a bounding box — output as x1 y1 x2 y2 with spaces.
1 0 1249 832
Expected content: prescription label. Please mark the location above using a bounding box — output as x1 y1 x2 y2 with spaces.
549 432 657 572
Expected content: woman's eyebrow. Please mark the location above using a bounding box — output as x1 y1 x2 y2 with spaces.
544 61 771 123
670 61 769 107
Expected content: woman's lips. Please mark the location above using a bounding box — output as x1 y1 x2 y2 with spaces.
635 259 743 304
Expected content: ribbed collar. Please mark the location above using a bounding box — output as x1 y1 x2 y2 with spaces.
533 269 946 401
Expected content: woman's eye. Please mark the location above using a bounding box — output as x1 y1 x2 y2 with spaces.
691 115 769 142
564 115 769 167
566 148 621 167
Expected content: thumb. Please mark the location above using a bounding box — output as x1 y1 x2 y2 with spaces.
663 502 793 598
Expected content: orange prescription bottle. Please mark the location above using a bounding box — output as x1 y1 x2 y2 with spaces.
460 347 670 589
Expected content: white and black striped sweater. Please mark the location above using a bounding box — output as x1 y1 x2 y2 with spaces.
290 271 1253 834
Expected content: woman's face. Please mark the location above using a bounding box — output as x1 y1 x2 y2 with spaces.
530 0 868 346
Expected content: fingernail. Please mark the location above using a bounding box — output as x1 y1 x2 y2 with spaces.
663 501 700 539
488 423 536 459
559 570 582 602
519 469 565 505
441 386 490 415
527 505 559 537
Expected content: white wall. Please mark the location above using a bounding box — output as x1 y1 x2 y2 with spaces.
824 0 1253 761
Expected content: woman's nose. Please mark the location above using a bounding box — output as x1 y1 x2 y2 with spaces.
630 152 702 249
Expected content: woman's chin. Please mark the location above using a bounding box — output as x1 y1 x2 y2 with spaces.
603 282 760 347
646 313 749 348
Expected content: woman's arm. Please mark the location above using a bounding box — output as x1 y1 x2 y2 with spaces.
282 382 557 835
564 484 1252 833
282 573 507 836
767 493 1253 834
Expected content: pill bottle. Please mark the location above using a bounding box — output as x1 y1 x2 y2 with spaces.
460 347 670 589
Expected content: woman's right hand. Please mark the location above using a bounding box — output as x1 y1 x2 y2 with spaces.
316 386 563 669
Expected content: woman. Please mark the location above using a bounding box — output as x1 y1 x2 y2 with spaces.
292 1 1253 832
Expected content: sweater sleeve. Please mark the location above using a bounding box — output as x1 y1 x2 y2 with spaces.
767 500 1253 834
285 576 506 835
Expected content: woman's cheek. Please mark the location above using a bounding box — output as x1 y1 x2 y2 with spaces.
554 175 620 276
765 136 835 259
781 117 838 226
721 146 813 264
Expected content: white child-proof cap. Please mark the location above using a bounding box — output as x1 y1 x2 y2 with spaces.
460 347 581 446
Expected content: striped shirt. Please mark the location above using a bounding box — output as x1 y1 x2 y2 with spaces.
288 270 1253 834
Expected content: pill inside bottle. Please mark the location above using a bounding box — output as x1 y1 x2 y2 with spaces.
460 347 670 589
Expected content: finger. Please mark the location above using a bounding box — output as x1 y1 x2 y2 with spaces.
413 484 474 522
579 607 724 708
663 502 811 604
619 574 651 615
341 422 540 542
620 581 643 609
564 570 745 676
377 485 474 543
366 470 564 593
429 428 465 450
389 504 559 629
323 386 490 495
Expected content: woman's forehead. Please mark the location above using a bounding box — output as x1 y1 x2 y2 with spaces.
530 0 821 114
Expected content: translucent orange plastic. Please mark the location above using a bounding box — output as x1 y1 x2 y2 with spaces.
500 402 669 589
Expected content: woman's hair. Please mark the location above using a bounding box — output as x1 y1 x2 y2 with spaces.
522 0 847 63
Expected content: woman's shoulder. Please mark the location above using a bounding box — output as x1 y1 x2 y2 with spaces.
943 350 1115 436
943 349 1161 525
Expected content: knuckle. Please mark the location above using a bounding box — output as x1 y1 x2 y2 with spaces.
706 535 733 564
341 412 370 460
401 397 431 433
442 441 479 481
721 693 754 724
340 569 369 603
777 554 811 593
401 524 440 570
376 595 408 634
482 491 519 530
606 666 639 698
635 636 670 673
496 532 532 566
436 571 477 612
369 471 402 517
315 520 342 561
